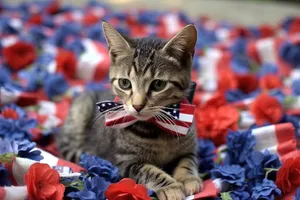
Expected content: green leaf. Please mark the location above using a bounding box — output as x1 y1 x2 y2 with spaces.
264 168 279 179
283 96 297 107
220 192 232 200
0 153 17 163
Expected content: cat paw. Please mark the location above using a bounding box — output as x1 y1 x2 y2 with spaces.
180 176 203 196
156 182 185 200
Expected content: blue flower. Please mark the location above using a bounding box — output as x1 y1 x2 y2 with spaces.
230 39 247 56
225 130 256 165
211 165 245 187
231 187 250 200
246 151 281 182
64 39 85 57
80 154 119 182
0 118 35 141
230 57 250 74
225 89 247 102
17 140 43 161
0 140 43 161
0 140 18 155
0 164 11 186
67 176 109 200
292 79 300 95
44 73 69 99
197 139 216 173
0 66 11 85
280 42 300 67
1 104 27 119
252 179 281 200
280 115 300 137
294 187 300 200
258 63 278 77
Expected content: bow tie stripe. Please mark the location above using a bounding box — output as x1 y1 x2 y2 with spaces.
96 101 195 136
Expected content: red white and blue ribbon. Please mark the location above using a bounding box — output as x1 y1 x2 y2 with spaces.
96 100 195 136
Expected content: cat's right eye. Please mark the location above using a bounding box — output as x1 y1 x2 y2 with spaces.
118 79 132 90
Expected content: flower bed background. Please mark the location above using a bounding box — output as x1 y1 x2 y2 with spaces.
0 0 300 200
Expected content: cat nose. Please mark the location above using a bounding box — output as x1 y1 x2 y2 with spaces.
133 104 145 112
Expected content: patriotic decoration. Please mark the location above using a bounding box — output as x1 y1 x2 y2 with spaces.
0 0 300 200
97 100 195 136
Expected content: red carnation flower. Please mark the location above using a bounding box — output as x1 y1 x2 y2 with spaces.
202 92 226 109
56 49 77 79
24 163 65 200
195 105 239 146
105 178 151 200
260 74 282 90
1 108 19 120
276 155 300 194
218 71 237 92
2 41 36 70
250 94 283 126
236 74 259 94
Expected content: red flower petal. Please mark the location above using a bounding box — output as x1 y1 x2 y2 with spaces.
1 108 19 120
250 94 283 125
276 156 300 194
24 163 65 200
2 41 36 70
105 178 151 200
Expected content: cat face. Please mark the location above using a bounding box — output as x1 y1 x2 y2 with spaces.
103 22 197 120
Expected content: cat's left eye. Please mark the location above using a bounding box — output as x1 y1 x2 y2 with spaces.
150 80 167 92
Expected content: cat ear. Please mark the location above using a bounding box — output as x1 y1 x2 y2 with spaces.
102 21 131 59
162 24 197 59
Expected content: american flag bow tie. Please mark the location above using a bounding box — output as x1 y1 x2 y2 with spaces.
96 100 195 136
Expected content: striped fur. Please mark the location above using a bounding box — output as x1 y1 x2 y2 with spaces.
56 23 202 200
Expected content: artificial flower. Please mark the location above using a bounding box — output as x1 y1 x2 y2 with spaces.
246 151 281 182
217 71 237 93
275 155 300 193
0 67 11 85
0 140 18 155
197 139 216 173
0 104 27 120
80 154 119 183
195 105 239 146
0 115 37 141
0 164 11 186
17 140 43 161
225 130 256 165
105 178 151 200
225 89 248 102
258 63 279 77
2 41 36 70
211 165 245 187
280 41 300 67
24 163 65 200
64 39 85 57
260 74 283 90
56 49 77 78
230 57 251 74
292 79 300 95
44 73 69 99
250 94 284 126
252 179 281 200
67 176 110 200
230 186 250 200
236 74 258 94
200 92 226 108
294 187 300 200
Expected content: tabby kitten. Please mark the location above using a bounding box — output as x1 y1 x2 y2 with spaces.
56 22 202 200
